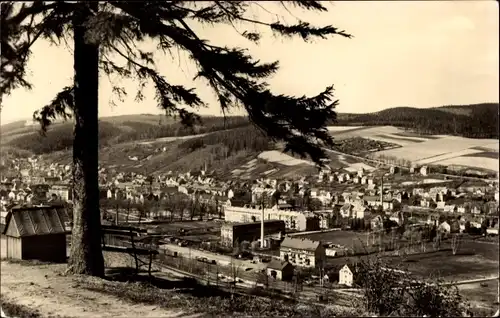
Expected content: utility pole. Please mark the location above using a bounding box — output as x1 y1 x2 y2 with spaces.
115 203 119 226
260 193 266 248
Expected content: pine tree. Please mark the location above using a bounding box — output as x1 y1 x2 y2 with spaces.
2 1 351 276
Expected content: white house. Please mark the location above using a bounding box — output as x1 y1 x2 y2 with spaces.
438 221 451 233
339 264 355 287
361 176 367 185
420 166 428 176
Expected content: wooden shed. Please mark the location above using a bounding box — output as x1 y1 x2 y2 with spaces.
0 205 70 262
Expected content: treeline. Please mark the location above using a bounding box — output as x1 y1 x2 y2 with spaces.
334 103 499 139
113 116 251 143
8 116 252 154
177 125 272 155
9 121 118 154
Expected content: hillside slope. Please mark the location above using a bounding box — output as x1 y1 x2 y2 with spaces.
5 115 251 154
5 103 498 155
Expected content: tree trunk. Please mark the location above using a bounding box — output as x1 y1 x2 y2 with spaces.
68 2 104 277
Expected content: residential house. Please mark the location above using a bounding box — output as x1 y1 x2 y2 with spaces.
486 223 499 235
48 184 72 202
389 211 404 225
410 165 417 174
370 215 384 231
279 237 326 268
420 166 428 176
266 260 294 281
357 169 364 178
364 196 394 211
339 264 357 287
318 213 331 229
470 203 482 215
438 221 451 233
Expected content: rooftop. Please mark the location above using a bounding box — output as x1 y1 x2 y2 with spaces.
280 236 321 251
2 205 70 237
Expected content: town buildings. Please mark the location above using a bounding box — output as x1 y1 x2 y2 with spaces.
220 220 285 247
279 237 326 268
223 205 319 231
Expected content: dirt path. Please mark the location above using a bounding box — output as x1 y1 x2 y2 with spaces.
0 261 197 318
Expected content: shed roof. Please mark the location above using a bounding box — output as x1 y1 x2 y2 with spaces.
2 205 70 237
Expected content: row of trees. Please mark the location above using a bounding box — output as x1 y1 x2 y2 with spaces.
9 121 118 154
100 195 222 223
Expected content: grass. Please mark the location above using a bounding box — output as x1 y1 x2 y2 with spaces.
0 296 43 318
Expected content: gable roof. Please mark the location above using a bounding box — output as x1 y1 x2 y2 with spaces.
267 260 293 271
280 237 321 251
2 205 70 237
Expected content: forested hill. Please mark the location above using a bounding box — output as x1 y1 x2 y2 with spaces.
334 103 499 139
3 103 498 155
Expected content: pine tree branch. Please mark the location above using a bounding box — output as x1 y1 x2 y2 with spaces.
33 85 75 134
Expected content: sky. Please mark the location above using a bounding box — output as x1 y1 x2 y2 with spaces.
1 1 499 125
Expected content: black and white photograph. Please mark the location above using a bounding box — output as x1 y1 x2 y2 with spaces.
0 1 498 317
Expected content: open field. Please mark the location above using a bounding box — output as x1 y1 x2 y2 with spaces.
373 135 499 171
257 150 314 166
325 126 498 173
435 156 499 172
384 250 498 281
416 148 484 165
326 126 363 132
329 126 437 141
464 151 499 159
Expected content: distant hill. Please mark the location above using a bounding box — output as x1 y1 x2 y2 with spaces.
4 115 252 154
2 103 498 159
334 103 499 139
